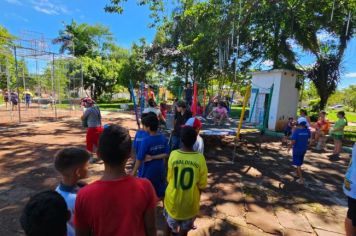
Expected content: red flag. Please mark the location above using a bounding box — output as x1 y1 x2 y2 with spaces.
192 82 198 116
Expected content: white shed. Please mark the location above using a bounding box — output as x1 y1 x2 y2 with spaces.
248 69 300 131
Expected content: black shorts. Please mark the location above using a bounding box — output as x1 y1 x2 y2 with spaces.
284 130 292 137
347 197 356 226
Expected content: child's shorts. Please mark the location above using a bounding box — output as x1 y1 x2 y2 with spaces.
163 209 195 232
292 150 306 166
332 133 343 140
86 127 104 153
284 130 292 137
348 197 356 226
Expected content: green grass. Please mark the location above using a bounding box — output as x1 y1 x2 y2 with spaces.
325 110 356 123
230 105 249 119
345 126 356 142
56 104 70 109
98 103 134 111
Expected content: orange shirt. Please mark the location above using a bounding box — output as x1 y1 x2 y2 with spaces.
317 118 330 133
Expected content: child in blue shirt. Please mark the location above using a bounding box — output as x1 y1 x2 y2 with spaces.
132 113 169 199
54 148 90 236
290 121 311 184
132 113 153 173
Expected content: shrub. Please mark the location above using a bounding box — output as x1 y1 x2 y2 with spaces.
309 112 319 122
308 98 321 113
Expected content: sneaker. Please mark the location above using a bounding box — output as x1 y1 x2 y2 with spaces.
330 155 340 161
290 172 298 178
89 157 98 164
296 179 304 185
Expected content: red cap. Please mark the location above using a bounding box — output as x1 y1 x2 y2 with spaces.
185 117 202 129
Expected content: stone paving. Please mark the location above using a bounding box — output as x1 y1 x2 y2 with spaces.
180 134 349 235
0 114 350 235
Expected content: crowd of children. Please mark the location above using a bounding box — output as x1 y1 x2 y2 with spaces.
19 90 353 236
283 109 348 185
21 103 208 236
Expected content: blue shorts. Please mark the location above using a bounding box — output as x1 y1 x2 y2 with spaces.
139 161 166 198
170 135 181 151
163 209 195 232
293 150 306 166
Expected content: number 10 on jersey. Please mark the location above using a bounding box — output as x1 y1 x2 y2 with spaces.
174 167 194 190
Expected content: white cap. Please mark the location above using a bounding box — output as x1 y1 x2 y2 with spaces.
297 117 309 126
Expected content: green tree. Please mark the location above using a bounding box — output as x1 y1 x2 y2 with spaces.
292 1 355 110
328 90 345 106
70 57 121 100
0 26 14 90
53 20 114 57
105 0 355 108
344 85 356 112
118 39 154 90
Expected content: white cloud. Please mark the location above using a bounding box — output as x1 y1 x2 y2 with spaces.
4 0 22 5
34 6 58 15
345 72 356 78
31 0 70 15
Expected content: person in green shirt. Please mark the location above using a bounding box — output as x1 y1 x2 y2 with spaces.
330 111 348 160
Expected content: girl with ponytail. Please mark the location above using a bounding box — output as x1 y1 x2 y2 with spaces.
330 111 347 160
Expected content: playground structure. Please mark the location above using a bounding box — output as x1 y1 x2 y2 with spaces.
0 31 84 124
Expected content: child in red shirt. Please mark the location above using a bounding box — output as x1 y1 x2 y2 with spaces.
160 102 167 119
74 125 157 236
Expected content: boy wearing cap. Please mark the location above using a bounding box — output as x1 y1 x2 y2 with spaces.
290 121 311 184
185 117 204 154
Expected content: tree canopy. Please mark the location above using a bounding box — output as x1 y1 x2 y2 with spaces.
1 0 355 106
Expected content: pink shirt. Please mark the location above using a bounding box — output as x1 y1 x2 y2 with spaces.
214 107 227 115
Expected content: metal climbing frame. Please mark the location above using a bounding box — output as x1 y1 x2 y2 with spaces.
0 32 84 124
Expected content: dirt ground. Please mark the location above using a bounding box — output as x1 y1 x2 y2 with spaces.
0 111 350 235
0 103 82 125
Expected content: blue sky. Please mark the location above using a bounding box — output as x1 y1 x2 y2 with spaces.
0 0 355 89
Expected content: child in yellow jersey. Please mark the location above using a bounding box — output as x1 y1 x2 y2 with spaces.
164 126 208 236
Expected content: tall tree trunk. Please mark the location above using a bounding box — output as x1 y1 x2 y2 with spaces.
317 62 328 110
319 94 328 111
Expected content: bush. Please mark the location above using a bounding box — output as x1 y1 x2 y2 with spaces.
97 97 131 104
309 112 319 122
308 98 321 112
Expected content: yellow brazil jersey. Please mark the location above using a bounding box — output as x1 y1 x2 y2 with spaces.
164 150 208 220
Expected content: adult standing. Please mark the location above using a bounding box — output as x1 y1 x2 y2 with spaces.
10 92 19 111
81 97 103 163
24 90 32 109
171 101 192 151
184 82 193 107
3 90 9 110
